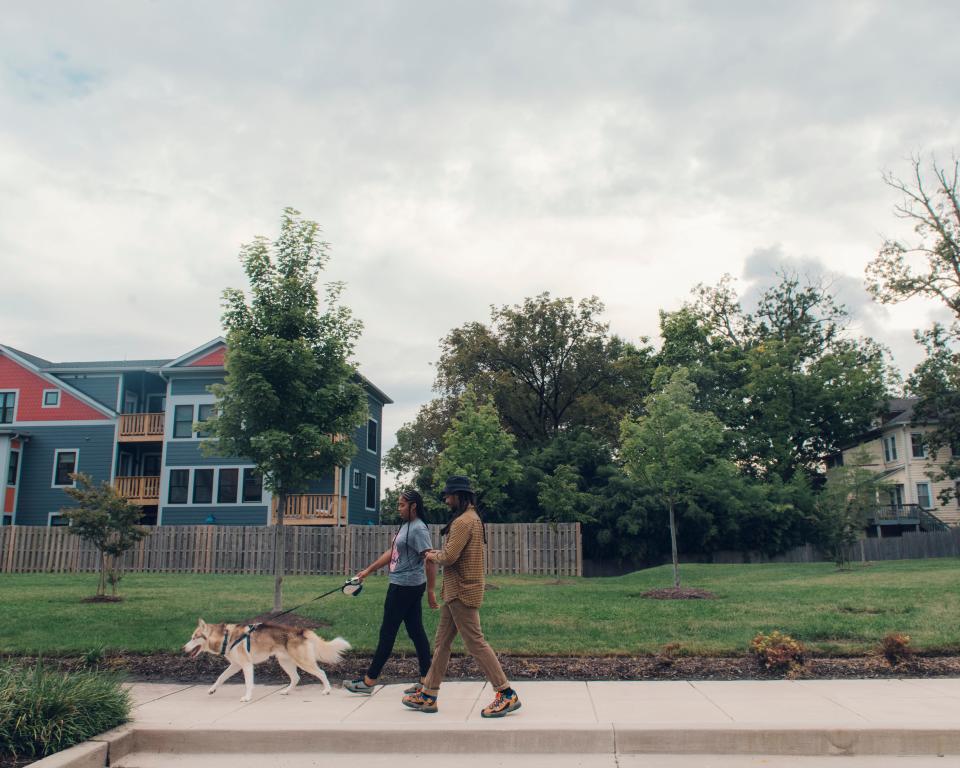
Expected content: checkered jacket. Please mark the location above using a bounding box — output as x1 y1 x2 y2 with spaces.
434 506 485 608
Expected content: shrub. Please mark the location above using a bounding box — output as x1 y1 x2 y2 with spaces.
750 630 806 675
0 663 130 761
879 632 914 667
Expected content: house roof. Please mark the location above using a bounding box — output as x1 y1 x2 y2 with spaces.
883 397 917 427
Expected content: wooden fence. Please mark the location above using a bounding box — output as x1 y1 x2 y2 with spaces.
705 526 960 565
0 523 582 577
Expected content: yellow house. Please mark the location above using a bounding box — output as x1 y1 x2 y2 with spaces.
828 398 958 535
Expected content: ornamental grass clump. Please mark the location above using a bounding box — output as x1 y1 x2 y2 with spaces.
0 663 130 762
879 632 914 667
750 630 806 676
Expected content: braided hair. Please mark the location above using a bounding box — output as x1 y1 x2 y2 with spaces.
440 489 486 543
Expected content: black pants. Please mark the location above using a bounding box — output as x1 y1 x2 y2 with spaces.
367 582 432 680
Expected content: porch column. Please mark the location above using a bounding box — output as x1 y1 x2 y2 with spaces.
333 465 342 525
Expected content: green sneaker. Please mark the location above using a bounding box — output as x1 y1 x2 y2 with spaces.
344 678 376 695
401 690 437 713
481 689 521 718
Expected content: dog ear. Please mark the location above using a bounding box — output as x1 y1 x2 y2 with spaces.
198 618 206 628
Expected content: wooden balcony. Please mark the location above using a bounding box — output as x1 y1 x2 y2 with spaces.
118 413 165 442
273 494 348 526
116 476 160 505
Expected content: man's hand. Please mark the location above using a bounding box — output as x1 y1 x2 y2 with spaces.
427 591 439 610
424 549 440 563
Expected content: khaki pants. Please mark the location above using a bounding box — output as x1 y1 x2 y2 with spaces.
423 599 508 693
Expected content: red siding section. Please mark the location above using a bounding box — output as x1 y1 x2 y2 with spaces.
188 346 226 367
0 355 109 421
3 488 13 514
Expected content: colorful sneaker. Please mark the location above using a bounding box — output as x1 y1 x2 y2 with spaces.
403 681 424 695
343 678 376 695
401 690 437 713
481 689 521 718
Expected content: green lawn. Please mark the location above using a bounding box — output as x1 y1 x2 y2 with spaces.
2 559 959 656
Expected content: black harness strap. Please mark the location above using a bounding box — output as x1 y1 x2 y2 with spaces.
219 630 230 656
228 624 261 653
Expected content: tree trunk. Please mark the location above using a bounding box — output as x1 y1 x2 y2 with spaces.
273 492 286 612
668 499 680 589
98 551 107 597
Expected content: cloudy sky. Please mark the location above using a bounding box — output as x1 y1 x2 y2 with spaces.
2 1 958 464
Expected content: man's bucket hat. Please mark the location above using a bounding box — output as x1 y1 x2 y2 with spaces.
441 475 474 495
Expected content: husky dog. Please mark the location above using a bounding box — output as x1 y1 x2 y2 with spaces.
183 618 351 701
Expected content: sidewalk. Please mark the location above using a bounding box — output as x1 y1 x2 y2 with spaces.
45 679 960 767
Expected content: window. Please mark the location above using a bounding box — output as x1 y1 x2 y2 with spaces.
218 468 239 504
367 419 378 453
917 482 932 509
52 450 78 487
888 484 904 508
168 469 189 504
910 433 927 459
0 392 14 424
2 514 11 527
352 469 361 489
146 393 166 413
197 404 215 438
242 468 262 503
882 435 898 463
825 453 844 469
173 405 194 438
7 451 18 486
365 474 377 511
193 468 214 504
42 389 60 407
48 514 68 527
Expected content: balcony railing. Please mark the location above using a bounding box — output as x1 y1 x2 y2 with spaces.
869 504 950 532
273 494 347 526
116 476 160 504
118 413 165 441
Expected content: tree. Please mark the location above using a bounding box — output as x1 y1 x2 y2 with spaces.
815 450 888 569
667 271 894 481
620 368 727 588
435 293 655 446
434 388 522 518
208 208 367 611
536 464 596 577
61 473 148 598
866 155 960 490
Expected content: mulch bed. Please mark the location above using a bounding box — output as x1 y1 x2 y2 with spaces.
7 651 960 684
641 588 717 600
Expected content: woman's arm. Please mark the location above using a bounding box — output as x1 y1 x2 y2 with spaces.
356 547 392 580
425 560 439 609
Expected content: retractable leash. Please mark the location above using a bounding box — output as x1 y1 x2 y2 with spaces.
224 577 363 654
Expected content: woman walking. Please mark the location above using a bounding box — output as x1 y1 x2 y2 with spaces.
344 489 437 694
401 475 522 717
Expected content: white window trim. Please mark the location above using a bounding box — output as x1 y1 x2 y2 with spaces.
916 481 932 509
48 512 69 526
167 395 217 441
41 389 61 408
364 473 377 511
0 389 19 424
883 434 898 463
171 403 196 439
366 417 378 454
51 449 79 488
910 432 927 459
352 469 361 489
165 465 262 506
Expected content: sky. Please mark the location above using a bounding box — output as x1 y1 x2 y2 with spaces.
2 1 959 476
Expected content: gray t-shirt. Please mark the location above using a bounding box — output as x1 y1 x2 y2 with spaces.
388 519 433 586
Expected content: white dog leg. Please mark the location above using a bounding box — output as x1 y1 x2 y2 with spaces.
208 662 241 695
240 663 254 702
302 662 332 695
276 655 300 695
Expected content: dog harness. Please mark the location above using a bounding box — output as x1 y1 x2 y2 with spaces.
217 624 261 656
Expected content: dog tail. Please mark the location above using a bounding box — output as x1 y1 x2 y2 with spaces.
311 633 351 666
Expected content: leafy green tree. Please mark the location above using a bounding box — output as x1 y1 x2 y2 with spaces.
61 473 148 598
435 293 655 446
620 368 727 588
667 271 894 481
435 388 522 518
207 208 367 611
537 464 597 576
816 449 888 569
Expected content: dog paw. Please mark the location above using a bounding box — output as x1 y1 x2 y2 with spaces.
207 687 217 695
279 689 290 696
240 695 251 703
321 688 331 696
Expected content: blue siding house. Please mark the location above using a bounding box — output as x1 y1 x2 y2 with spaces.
0 338 391 527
